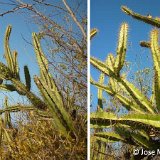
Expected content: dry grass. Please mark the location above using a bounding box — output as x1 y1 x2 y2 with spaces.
0 111 87 160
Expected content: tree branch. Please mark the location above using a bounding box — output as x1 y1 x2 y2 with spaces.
62 0 86 38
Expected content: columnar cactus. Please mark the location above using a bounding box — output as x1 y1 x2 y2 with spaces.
0 25 76 139
90 9 160 158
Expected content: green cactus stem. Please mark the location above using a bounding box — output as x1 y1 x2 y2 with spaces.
118 78 155 113
34 76 75 136
4 26 14 74
121 6 160 28
150 29 160 110
24 65 31 91
91 57 115 77
97 73 105 110
114 23 128 76
12 51 20 79
11 78 47 110
0 105 35 115
0 62 13 80
32 33 49 79
4 97 12 128
90 28 98 40
91 78 146 114
105 54 115 72
0 84 16 91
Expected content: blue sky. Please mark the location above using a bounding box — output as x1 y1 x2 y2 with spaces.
90 0 160 111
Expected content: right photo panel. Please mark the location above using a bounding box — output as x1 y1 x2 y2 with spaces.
90 1 160 159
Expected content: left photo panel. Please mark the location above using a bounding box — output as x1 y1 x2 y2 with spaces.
0 0 87 159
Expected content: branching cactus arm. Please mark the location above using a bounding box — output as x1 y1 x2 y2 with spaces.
114 23 128 76
91 24 156 114
0 25 76 138
32 34 75 135
121 6 160 28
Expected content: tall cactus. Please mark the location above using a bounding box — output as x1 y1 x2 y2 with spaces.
0 25 76 139
91 17 160 159
32 33 75 137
